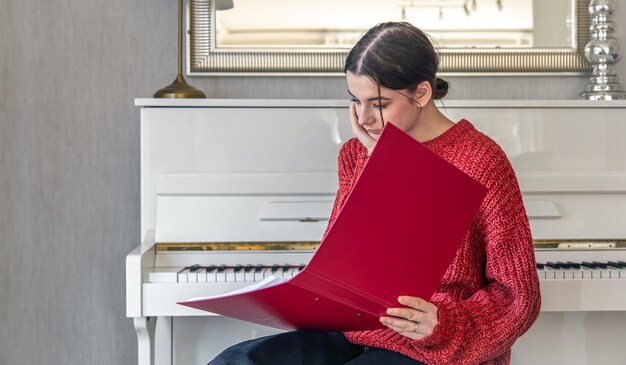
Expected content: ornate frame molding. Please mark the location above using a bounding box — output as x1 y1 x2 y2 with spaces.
188 0 591 76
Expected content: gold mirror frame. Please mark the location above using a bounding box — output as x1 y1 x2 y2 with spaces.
188 0 591 76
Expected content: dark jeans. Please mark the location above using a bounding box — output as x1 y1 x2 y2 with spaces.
208 330 426 365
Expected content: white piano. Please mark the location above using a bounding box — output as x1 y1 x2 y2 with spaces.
127 99 626 365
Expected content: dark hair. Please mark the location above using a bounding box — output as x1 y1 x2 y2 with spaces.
344 22 448 100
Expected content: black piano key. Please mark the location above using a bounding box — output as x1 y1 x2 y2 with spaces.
254 264 263 272
618 261 626 267
608 261 625 269
566 261 581 269
234 265 243 273
546 261 562 269
189 264 199 272
282 264 290 272
244 264 253 272
536 263 545 269
592 261 608 269
298 264 306 271
581 261 597 269
217 265 226 273
557 261 571 269
206 265 216 272
271 264 279 273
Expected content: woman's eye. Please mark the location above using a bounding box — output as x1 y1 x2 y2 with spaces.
373 104 385 110
349 98 360 104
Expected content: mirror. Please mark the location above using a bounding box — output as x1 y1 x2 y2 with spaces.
187 0 591 75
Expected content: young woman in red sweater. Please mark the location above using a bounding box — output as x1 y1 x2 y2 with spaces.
209 22 541 365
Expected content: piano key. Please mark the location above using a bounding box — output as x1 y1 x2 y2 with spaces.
235 266 246 282
225 268 236 282
206 267 217 282
271 264 279 274
592 261 608 269
254 268 266 282
244 265 255 282
566 261 581 269
178 268 189 283
197 267 207 282
608 261 624 269
190 264 200 272
285 267 297 278
298 263 306 271
216 266 228 282
581 261 597 269
188 271 198 283
546 262 561 269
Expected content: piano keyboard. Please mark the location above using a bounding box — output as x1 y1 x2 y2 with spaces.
536 261 626 280
148 264 307 283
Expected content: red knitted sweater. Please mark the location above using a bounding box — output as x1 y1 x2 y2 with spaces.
323 120 541 365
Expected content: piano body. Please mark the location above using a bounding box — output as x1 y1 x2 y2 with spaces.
127 99 626 365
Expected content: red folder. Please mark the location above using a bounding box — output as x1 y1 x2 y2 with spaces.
179 122 487 331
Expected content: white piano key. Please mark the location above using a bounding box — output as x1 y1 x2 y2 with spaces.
544 269 558 280
216 269 227 282
206 269 217 282
572 270 583 279
600 270 611 279
225 268 236 282
244 269 255 282
197 269 207 282
177 269 189 283
620 270 626 279
235 269 245 282
188 271 198 283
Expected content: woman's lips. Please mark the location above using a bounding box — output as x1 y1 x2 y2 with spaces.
366 129 382 134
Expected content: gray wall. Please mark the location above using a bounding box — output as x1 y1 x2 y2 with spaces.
0 0 624 364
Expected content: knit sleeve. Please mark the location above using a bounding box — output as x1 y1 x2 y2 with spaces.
411 149 541 364
322 139 366 240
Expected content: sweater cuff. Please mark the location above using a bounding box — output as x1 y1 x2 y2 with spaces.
412 299 456 347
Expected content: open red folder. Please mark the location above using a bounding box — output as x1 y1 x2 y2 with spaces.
179 122 487 331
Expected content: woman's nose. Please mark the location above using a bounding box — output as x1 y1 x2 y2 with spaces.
357 107 377 127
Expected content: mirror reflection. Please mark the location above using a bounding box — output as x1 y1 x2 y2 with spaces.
215 0 575 49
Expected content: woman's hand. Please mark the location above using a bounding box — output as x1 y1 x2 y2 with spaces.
349 103 377 155
380 296 439 340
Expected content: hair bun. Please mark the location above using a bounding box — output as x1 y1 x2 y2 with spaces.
433 77 449 99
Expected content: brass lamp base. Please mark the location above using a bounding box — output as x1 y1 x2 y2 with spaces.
154 75 206 98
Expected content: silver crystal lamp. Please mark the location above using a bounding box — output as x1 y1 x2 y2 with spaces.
580 0 626 100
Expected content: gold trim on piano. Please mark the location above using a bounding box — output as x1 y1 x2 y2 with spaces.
533 240 626 249
156 242 321 252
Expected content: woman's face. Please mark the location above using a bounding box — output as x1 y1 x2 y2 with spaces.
346 72 424 141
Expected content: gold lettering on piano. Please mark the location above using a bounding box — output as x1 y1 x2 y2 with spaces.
156 241 321 252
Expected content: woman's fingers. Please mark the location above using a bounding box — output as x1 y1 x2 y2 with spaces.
379 317 428 340
398 296 438 314
381 296 439 339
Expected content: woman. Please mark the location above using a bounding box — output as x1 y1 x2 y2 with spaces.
209 22 540 365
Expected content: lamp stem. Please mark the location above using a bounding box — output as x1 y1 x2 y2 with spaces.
153 0 206 98
178 0 184 77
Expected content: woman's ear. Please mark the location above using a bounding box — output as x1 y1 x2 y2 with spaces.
412 81 432 106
